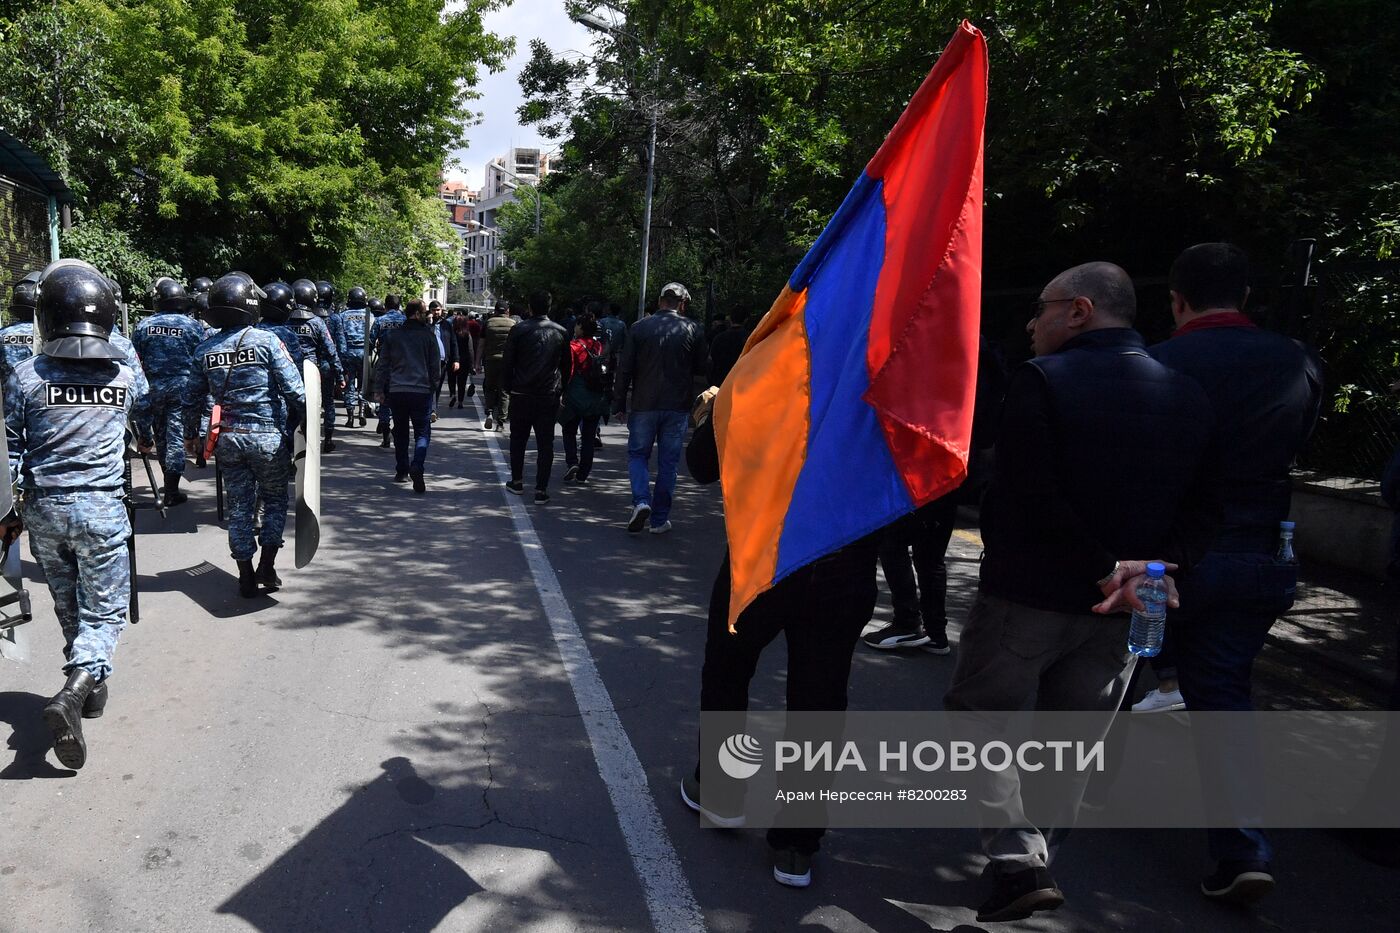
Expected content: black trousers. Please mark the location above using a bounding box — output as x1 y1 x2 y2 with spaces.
450 366 471 400
878 495 958 630
698 538 879 853
562 414 600 479
509 393 559 490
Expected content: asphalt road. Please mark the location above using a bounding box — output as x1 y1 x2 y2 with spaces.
1 400 1396 932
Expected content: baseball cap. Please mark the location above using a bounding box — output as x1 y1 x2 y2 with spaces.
659 282 691 302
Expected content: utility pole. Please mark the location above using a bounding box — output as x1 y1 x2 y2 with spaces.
637 57 658 321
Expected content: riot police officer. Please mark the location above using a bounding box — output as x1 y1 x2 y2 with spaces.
256 281 307 437
0 272 38 385
291 279 343 453
367 295 407 448
133 277 202 507
1 259 153 770
193 274 304 598
339 286 371 427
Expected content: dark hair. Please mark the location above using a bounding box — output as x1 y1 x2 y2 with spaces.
584 299 605 319
385 294 402 310
405 298 427 318
508 297 526 315
1169 242 1250 311
608 302 622 317
576 310 598 337
528 290 552 316
428 300 443 310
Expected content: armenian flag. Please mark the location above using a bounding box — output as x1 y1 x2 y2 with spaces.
713 21 988 629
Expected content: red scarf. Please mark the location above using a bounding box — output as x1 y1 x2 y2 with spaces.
1172 311 1257 338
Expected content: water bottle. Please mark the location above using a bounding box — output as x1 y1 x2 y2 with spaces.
1275 521 1297 565
1276 520 1298 602
1128 561 1168 657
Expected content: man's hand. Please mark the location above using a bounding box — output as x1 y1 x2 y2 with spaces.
137 439 156 456
691 386 720 428
1 512 23 545
1093 559 1180 614
452 362 460 372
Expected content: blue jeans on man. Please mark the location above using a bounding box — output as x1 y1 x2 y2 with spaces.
389 392 432 476
1170 545 1297 866
627 410 687 527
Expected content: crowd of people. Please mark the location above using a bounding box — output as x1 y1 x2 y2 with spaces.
4 239 1388 926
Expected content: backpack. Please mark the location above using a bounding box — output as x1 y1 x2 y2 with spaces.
581 340 612 394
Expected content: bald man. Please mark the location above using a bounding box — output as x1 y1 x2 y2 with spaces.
943 262 1221 922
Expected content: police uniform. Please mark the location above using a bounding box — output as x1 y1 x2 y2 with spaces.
3 259 154 770
368 309 406 433
0 319 35 384
132 312 202 484
194 323 304 584
338 306 370 423
294 316 341 442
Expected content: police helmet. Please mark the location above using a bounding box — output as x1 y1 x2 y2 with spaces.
289 279 317 321
346 286 367 309
191 276 214 295
148 276 190 312
33 259 126 360
205 273 265 329
315 280 335 308
368 297 385 313
261 281 295 324
8 273 39 323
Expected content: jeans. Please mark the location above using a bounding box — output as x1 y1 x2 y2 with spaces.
562 414 601 480
698 540 880 854
509 393 559 490
878 496 957 631
389 392 432 475
1171 548 1296 865
627 409 687 524
944 589 1134 874
483 359 509 423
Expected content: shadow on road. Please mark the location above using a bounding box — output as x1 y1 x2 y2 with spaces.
137 561 275 619
0 691 75 780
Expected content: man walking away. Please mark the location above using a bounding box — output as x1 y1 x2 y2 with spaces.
1149 243 1323 906
377 299 440 494
613 282 707 534
481 301 518 431
944 262 1219 923
501 291 570 503
707 314 750 388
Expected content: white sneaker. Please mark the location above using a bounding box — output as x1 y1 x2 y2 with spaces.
649 521 673 535
1132 687 1185 713
627 504 652 533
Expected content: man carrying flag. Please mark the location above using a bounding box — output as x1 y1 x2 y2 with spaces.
681 22 988 888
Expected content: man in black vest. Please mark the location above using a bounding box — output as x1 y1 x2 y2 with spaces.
944 262 1219 923
1149 243 1322 906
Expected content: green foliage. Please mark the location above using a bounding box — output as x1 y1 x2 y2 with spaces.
0 0 508 287
341 193 462 297
60 219 181 299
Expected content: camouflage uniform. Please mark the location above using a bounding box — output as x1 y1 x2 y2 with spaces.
294 316 342 439
193 326 305 561
338 307 371 415
368 310 406 429
0 320 35 384
255 321 306 438
132 312 202 477
4 355 151 681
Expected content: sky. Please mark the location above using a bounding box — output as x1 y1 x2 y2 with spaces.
448 1 596 189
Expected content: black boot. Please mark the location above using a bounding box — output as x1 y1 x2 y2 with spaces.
43 669 96 769
344 413 356 428
379 428 390 449
255 546 282 591
83 681 108 719
237 559 258 598
163 473 188 507
322 437 335 454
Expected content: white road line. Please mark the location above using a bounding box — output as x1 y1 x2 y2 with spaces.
470 399 705 933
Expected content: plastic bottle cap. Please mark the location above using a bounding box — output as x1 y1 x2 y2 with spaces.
1146 561 1166 577
1280 521 1296 531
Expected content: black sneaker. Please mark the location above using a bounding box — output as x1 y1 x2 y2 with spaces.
483 417 494 430
534 490 550 504
679 773 745 829
922 628 951 655
563 465 579 483
411 471 426 494
977 866 1064 923
393 471 409 483
505 480 524 495
770 846 812 888
862 622 931 650
1201 861 1274 906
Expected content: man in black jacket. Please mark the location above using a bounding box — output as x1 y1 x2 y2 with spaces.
1148 243 1322 905
501 291 571 503
944 262 1219 923
377 299 441 494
